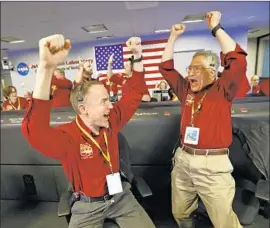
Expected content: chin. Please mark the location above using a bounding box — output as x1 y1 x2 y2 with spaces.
191 87 200 92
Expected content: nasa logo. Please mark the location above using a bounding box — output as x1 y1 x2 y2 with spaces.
17 62 29 76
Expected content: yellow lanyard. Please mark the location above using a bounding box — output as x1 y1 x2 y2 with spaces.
190 91 208 126
75 117 113 172
10 97 20 110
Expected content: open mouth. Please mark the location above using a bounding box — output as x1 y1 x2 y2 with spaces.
189 79 198 83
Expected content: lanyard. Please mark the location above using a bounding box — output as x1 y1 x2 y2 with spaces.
75 117 113 173
190 91 208 126
9 97 20 110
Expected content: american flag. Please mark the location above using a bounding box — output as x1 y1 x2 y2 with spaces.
94 39 168 89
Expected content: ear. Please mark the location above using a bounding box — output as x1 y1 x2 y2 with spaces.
78 104 87 115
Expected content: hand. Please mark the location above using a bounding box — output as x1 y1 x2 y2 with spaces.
170 24 186 38
39 34 71 69
108 54 114 65
126 37 142 55
206 11 221 30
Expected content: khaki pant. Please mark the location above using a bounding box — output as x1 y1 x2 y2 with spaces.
69 181 155 228
171 147 242 228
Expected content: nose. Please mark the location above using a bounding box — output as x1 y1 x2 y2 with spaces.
108 102 113 109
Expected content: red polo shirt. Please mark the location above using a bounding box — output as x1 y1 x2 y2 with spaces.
159 44 247 149
51 76 72 108
111 73 150 96
21 70 146 197
97 74 118 96
2 97 28 111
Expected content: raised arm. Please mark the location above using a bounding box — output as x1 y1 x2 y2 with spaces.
206 11 247 100
21 34 74 159
74 58 85 85
107 54 114 80
159 24 188 103
110 37 146 132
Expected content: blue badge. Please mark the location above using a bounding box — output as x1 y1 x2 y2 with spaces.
17 62 29 76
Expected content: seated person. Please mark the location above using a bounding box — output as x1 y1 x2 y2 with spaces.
107 54 151 102
155 80 169 90
51 69 73 108
24 90 33 102
250 75 261 95
2 85 28 111
168 88 178 101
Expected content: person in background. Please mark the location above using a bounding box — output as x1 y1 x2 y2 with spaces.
2 85 28 111
159 11 245 228
74 59 94 86
107 54 151 102
21 34 155 228
155 80 169 90
24 91 33 102
250 75 261 95
97 72 119 102
168 88 178 101
51 69 73 108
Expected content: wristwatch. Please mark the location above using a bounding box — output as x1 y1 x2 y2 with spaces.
211 24 224 37
129 55 143 63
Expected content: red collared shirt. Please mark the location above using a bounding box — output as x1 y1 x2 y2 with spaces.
111 73 150 96
159 44 247 149
97 74 118 96
51 76 72 108
2 97 28 111
21 70 146 197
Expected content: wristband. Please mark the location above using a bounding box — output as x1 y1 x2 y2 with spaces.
211 24 224 37
129 55 143 64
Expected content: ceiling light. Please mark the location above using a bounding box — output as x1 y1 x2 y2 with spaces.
154 29 170 33
181 13 206 24
96 36 113 40
1 36 25 44
82 24 108 34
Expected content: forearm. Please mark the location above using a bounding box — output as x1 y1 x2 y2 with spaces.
215 28 236 54
161 36 177 62
74 68 84 84
133 53 144 72
33 65 55 100
107 64 113 79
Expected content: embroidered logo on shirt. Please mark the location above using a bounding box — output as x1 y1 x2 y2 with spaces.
80 143 93 159
185 94 194 106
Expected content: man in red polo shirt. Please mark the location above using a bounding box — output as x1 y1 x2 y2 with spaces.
51 69 73 108
108 54 151 102
21 34 155 228
159 11 246 228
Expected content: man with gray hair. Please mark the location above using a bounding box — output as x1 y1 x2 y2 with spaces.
159 11 247 228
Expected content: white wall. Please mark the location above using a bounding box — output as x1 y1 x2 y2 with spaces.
247 38 257 79
7 26 248 96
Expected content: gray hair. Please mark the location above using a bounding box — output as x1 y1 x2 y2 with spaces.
192 50 220 72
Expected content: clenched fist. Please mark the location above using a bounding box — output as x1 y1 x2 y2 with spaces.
170 24 186 38
126 37 142 55
206 11 221 30
108 54 114 65
39 34 71 68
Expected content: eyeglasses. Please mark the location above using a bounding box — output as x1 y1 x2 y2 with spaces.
186 65 215 74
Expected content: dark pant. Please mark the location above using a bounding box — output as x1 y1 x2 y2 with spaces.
68 182 155 228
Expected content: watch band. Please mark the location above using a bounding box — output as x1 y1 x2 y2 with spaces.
129 55 143 63
211 24 224 37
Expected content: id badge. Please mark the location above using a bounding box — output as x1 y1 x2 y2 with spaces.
184 126 200 145
109 91 114 97
106 172 123 195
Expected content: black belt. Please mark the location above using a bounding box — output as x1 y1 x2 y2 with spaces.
79 194 113 203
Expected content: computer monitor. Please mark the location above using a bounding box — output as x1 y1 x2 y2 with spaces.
151 89 169 102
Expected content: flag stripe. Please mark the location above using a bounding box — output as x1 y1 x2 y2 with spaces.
123 47 165 55
124 55 162 62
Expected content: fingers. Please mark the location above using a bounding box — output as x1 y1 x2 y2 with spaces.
40 34 71 54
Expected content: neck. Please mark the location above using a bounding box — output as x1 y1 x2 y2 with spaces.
83 72 91 79
79 115 100 135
